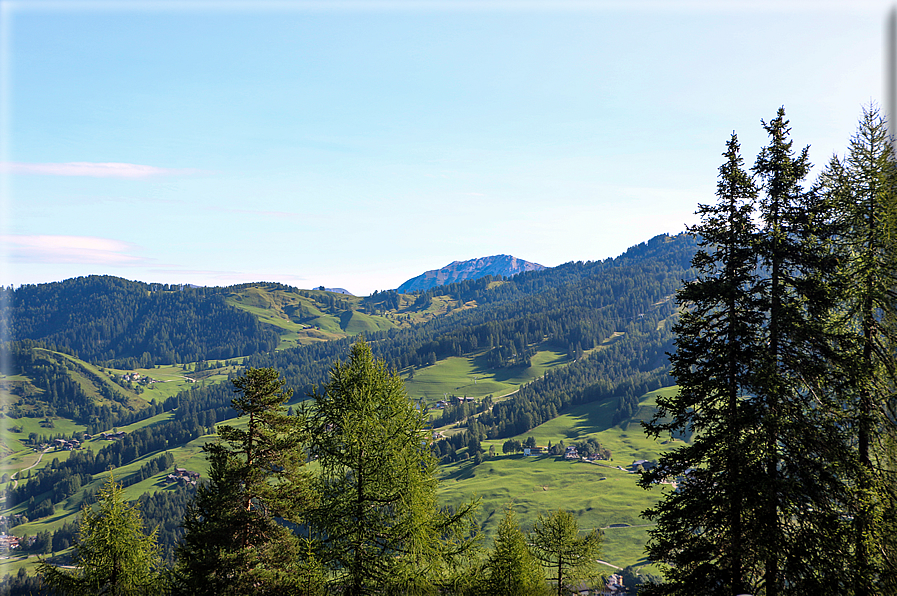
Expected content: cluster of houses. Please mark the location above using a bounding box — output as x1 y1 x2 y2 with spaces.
601 573 627 595
100 430 127 440
434 396 476 409
166 467 200 487
519 445 612 462
52 438 81 451
118 372 157 385
0 533 21 551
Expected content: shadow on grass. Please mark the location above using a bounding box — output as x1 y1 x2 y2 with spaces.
441 461 480 482
563 399 617 437
469 349 569 384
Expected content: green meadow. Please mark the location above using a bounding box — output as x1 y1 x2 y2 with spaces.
402 346 572 405
437 386 681 572
225 286 396 349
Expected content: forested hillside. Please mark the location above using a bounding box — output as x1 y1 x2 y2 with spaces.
244 233 695 393
3 276 280 367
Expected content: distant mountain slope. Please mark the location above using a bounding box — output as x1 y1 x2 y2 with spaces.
396 255 545 293
246 233 697 400
5 276 280 366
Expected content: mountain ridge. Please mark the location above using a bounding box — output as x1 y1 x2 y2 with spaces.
396 254 545 294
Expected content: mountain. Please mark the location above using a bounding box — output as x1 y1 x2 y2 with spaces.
396 254 545 294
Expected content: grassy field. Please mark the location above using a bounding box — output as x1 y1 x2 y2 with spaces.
437 386 681 572
225 285 397 349
402 346 572 405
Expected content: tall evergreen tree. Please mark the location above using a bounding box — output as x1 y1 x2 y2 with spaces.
307 339 478 595
644 111 854 595
640 133 765 595
172 368 312 596
752 107 848 596
482 506 546 596
822 103 897 595
38 476 163 596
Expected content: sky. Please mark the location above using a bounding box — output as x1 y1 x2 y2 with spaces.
0 0 892 296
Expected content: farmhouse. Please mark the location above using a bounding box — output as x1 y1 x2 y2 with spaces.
167 466 201 486
53 438 81 450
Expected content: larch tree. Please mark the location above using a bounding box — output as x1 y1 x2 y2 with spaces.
38 475 163 596
172 367 313 596
640 133 765 596
482 505 546 596
822 103 897 595
307 338 478 596
528 509 601 596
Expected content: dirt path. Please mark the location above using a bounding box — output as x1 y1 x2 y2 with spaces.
10 448 51 489
596 559 623 570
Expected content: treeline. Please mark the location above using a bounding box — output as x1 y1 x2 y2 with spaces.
430 323 674 461
243 233 696 398
480 320 673 439
7 367 254 529
4 275 280 366
137 487 195 563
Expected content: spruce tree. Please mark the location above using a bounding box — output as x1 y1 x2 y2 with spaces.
643 112 853 595
172 367 312 596
640 133 765 595
752 107 848 596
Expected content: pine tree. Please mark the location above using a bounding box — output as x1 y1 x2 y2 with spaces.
482 506 546 596
640 133 765 595
307 339 478 595
38 475 163 596
172 367 312 596
528 509 601 596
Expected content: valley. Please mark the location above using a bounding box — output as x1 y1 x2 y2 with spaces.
0 233 697 588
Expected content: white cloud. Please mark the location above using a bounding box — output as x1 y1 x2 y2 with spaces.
0 162 200 178
2 235 145 265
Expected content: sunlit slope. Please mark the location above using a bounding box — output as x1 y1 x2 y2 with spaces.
225 284 397 348
437 386 681 570
401 346 573 403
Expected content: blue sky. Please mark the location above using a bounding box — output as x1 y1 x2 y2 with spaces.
0 0 890 295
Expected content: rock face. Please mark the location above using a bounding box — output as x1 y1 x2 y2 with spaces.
396 255 545 294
